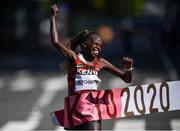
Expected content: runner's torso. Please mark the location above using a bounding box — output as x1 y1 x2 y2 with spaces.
67 53 102 96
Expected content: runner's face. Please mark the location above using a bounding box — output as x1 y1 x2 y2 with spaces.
87 34 102 58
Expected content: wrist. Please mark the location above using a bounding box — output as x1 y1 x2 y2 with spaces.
125 67 134 71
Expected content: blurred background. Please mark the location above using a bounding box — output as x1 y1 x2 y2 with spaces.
0 0 180 130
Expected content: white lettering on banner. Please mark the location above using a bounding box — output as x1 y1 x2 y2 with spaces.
120 81 180 117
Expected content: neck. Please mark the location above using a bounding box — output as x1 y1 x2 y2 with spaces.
82 53 94 62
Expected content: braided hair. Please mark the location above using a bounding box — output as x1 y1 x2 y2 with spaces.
60 29 98 73
65 29 97 51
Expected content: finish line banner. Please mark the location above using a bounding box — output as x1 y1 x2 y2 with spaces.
50 81 180 128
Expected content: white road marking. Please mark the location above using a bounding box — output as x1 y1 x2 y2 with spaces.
171 119 180 130
113 119 145 130
10 76 36 92
54 126 64 131
0 75 67 131
9 70 36 92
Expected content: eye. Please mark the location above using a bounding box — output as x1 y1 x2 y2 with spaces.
99 43 103 48
95 42 102 48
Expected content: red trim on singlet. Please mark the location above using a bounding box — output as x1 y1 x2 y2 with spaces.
75 54 80 65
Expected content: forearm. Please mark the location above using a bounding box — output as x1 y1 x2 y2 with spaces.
101 58 132 83
122 71 132 83
106 67 132 83
50 15 59 44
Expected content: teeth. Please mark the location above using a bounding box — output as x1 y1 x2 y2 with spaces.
94 51 99 55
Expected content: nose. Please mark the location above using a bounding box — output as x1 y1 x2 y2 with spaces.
95 44 101 51
96 44 101 51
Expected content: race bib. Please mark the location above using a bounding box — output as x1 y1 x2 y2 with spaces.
75 74 101 92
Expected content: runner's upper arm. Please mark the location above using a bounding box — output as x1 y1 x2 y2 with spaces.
100 58 125 79
52 42 76 60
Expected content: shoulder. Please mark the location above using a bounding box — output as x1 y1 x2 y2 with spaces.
98 57 116 70
96 58 111 68
66 51 79 65
98 58 110 65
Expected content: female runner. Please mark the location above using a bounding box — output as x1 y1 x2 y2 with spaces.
50 4 134 130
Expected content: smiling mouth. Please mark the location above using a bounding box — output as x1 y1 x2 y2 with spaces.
92 48 100 57
94 51 99 55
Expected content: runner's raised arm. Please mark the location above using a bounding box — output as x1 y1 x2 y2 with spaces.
50 4 75 60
